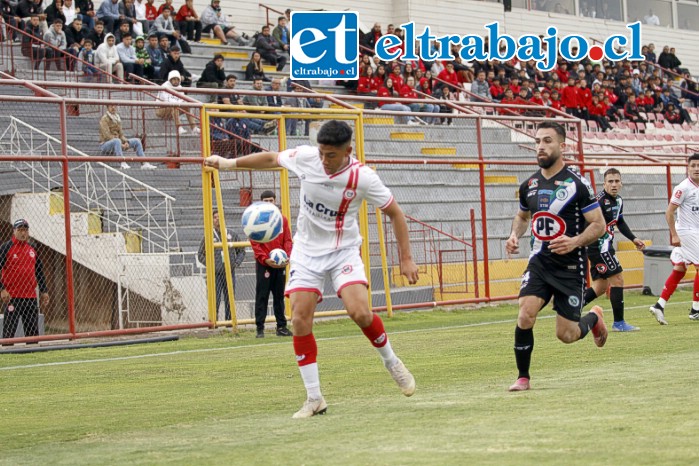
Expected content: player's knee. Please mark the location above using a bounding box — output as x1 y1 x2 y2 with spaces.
517 313 536 329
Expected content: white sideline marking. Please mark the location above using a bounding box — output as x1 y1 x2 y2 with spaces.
0 300 684 372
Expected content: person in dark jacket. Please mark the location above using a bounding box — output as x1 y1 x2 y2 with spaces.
1 0 24 41
87 19 106 46
65 16 89 47
43 0 66 26
196 53 225 88
197 210 245 321
0 219 49 342
22 14 46 69
158 45 191 86
254 24 287 71
76 0 95 30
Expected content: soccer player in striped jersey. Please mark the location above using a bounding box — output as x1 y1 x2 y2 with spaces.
205 120 419 418
505 121 607 392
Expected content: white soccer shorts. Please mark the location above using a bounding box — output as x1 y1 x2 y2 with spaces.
671 230 699 266
285 247 368 302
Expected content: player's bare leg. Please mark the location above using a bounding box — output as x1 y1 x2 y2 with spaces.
290 291 327 419
341 284 415 396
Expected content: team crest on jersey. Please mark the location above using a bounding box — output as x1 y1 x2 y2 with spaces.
342 265 353 274
555 189 568 201
29 250 35 258
531 211 566 241
344 189 356 200
596 263 608 274
528 179 538 189
568 295 580 307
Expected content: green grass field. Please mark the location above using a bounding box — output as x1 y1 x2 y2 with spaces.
2 289 698 466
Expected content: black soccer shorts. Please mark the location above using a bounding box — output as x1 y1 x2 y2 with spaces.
518 256 585 322
588 247 623 281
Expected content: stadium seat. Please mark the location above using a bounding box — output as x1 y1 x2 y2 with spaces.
587 120 599 131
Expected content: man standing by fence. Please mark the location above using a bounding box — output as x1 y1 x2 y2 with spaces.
0 219 49 342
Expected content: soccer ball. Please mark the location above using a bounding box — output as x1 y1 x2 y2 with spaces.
241 202 283 243
269 248 288 266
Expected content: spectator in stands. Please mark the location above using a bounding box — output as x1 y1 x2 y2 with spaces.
403 76 437 123
272 15 288 48
156 69 199 134
658 46 682 75
44 0 65 27
21 14 45 66
242 78 276 135
133 0 149 34
1 0 23 42
623 94 646 123
438 62 460 93
217 74 241 105
357 66 381 97
65 16 87 48
133 35 152 78
197 209 245 322
143 32 163 76
436 84 453 125
660 88 693 124
489 77 505 101
0 219 49 342
255 24 287 72
87 18 105 46
560 77 580 117
250 191 292 338
159 44 191 85
77 38 98 76
118 0 140 35
144 0 156 24
378 77 413 125
200 0 250 46
283 85 309 136
95 32 124 81
96 0 119 32
643 9 660 26
18 0 46 33
664 102 682 125
388 64 404 90
645 43 657 64
114 20 130 43
361 23 381 53
175 0 200 42
76 0 95 30
588 94 612 132
43 18 66 70
470 70 491 102
680 72 699 107
116 32 144 79
99 104 156 169
61 0 77 26
197 53 225 90
266 77 283 107
245 50 267 81
149 6 190 53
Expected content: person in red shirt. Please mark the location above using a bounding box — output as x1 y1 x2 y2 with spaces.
437 62 459 92
357 66 378 95
175 0 201 42
513 88 530 114
157 0 174 16
554 62 569 83
251 191 293 338
578 79 592 118
145 0 157 21
389 64 404 90
561 77 580 117
588 94 612 131
490 77 505 101
0 219 49 341
508 76 521 96
499 88 518 115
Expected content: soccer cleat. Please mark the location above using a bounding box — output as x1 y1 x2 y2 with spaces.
649 304 668 325
276 327 293 337
292 396 327 419
689 310 699 321
612 321 640 332
386 358 416 397
589 306 607 348
508 377 531 392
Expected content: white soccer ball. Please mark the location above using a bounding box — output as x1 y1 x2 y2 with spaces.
241 202 283 243
269 248 288 266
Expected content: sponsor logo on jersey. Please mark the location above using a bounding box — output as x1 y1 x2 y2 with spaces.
604 199 610 205
538 189 553 210
568 295 580 307
303 194 339 218
528 179 538 189
531 211 566 241
554 180 572 186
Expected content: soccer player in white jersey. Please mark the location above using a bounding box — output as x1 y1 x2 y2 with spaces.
649 153 699 324
204 120 420 418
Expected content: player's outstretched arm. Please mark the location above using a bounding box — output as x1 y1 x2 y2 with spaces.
505 209 531 256
383 200 419 285
204 152 280 171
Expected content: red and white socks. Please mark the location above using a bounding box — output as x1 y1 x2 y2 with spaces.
293 333 321 399
361 313 398 368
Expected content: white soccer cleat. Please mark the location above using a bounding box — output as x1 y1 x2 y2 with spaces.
292 396 327 419
649 304 668 325
387 358 416 397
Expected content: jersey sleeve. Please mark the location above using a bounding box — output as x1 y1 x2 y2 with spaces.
518 180 529 212
577 174 600 214
671 183 686 206
363 168 394 209
277 147 301 176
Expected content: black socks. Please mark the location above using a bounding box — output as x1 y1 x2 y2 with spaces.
514 326 534 379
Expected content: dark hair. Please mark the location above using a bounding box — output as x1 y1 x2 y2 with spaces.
278 16 285 21
260 190 275 200
225 74 237 80
84 39 93 46
603 168 621 179
213 53 224 61
121 32 131 39
537 121 566 141
162 5 170 11
317 120 353 146
95 20 104 26
688 153 699 164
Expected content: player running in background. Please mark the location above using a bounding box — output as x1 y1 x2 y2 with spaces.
583 168 645 332
505 121 607 392
649 153 699 324
205 120 419 418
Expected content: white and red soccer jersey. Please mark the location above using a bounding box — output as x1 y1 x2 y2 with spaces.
671 178 699 231
278 145 394 256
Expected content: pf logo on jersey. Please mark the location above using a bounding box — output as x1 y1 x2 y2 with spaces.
531 211 566 241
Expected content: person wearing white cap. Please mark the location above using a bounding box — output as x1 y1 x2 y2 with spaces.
0 219 49 342
99 104 157 169
156 70 200 135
